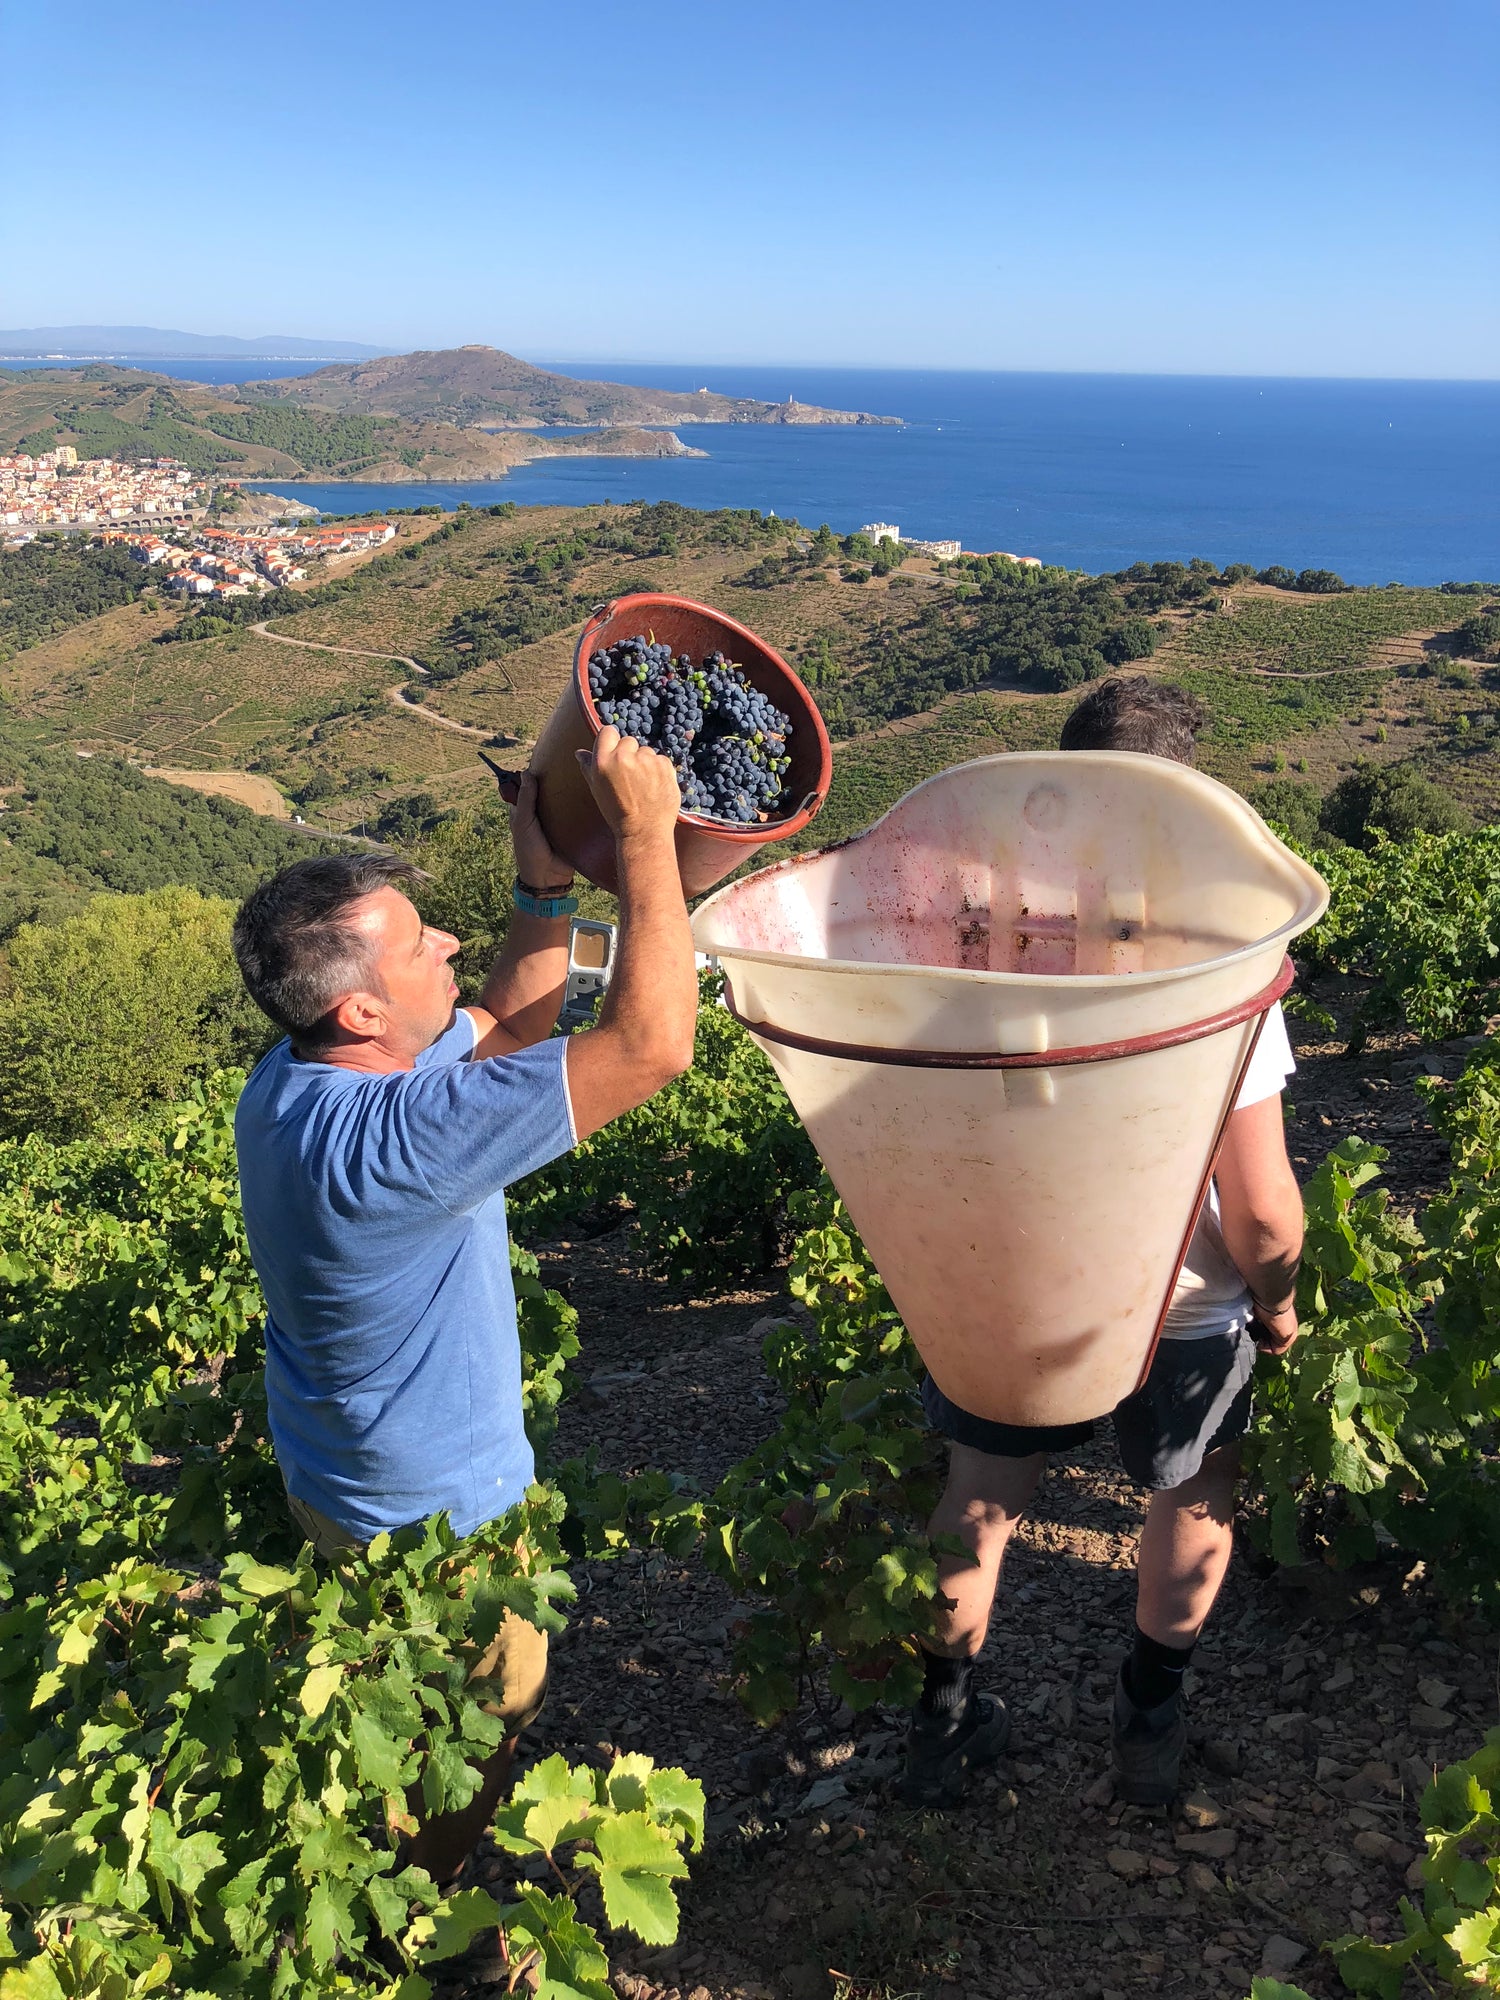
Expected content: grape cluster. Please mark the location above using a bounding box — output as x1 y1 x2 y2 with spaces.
586 634 794 824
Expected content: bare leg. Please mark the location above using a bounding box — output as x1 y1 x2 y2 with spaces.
1134 1444 1240 1647
926 1444 1048 1656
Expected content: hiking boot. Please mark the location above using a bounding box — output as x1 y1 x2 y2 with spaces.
1111 1666 1188 1806
898 1691 1010 1808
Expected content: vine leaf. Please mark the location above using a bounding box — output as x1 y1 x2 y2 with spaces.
579 1812 689 1943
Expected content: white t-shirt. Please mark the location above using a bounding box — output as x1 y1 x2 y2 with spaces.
1160 1003 1295 1341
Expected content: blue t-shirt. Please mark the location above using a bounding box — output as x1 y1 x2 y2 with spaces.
234 1013 576 1539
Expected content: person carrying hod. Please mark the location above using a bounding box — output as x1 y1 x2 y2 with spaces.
229 727 696 1883
901 677 1305 1809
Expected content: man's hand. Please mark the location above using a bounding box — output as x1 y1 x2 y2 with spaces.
577 725 681 840
564 726 695 1141
508 772 574 887
1250 1297 1300 1358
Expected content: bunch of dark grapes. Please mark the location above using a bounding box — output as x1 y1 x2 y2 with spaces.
586 634 794 824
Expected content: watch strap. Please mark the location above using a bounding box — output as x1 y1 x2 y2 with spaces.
514 879 579 920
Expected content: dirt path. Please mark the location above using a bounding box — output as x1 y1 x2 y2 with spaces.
386 682 499 739
249 619 427 676
249 620 500 741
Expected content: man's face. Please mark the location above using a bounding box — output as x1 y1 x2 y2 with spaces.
346 886 461 1056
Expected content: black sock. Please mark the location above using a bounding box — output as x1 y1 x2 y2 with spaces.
919 1648 976 1718
1123 1626 1195 1710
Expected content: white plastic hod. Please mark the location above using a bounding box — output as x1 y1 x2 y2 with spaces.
691 752 1329 1428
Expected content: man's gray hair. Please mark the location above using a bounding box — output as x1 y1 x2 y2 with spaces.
232 853 425 1049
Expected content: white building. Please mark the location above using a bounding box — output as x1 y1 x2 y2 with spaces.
862 521 901 545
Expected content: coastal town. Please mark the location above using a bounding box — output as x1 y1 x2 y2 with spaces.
0 446 396 600
106 517 396 599
0 445 204 529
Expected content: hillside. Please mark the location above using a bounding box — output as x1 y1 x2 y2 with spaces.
0 500 1493 886
0 367 711 483
240 345 902 428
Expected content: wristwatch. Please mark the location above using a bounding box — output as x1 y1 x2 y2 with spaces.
513 876 578 920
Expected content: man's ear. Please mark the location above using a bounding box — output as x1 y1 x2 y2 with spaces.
330 989 387 1041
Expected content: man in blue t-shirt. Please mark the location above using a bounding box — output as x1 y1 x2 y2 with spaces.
230 726 695 1880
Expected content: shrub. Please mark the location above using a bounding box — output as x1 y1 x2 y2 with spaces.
1255 779 1324 845
0 888 272 1140
1320 762 1469 849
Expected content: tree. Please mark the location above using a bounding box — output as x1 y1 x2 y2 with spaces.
1296 568 1346 593
1257 566 1297 588
1254 778 1323 845
1454 606 1500 663
0 888 272 1140
1101 618 1157 665
1320 762 1470 851
411 800 518 979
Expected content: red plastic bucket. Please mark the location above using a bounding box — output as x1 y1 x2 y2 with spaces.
523 592 833 897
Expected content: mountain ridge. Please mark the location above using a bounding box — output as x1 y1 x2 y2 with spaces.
0 367 706 482
242 345 902 427
0 326 391 359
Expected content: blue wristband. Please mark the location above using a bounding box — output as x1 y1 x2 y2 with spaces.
513 879 578 920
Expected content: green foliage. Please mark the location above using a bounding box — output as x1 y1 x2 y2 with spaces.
1294 827 1500 1046
561 1182 963 1726
1320 760 1469 849
0 890 272 1140
0 1068 260 1377
1253 777 1325 846
423 579 580 682
510 977 820 1285
492 1749 703 1952
1244 1056 1500 1607
51 388 248 474
408 799 519 985
0 1496 700 1996
1181 586 1458 678
697 1184 959 1723
197 404 399 472
0 1048 666 1997
1453 604 1500 663
1241 1138 1436 1572
0 750 316 914
831 567 1157 726
511 1239 580 1459
1327 1729 1500 1996
0 539 143 658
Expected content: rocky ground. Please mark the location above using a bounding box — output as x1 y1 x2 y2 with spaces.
439 1016 1496 2000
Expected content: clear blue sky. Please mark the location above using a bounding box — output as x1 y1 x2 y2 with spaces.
4 0 1496 377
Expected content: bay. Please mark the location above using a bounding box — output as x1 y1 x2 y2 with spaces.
71 362 1496 585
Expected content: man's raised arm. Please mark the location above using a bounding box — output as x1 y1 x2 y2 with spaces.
563 727 698 1139
469 772 579 1056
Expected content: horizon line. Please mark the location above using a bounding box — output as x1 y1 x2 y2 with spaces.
1 346 1497 386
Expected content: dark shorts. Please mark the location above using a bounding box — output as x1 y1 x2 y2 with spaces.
921 1327 1257 1492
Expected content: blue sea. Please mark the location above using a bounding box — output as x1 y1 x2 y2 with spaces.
14 356 1495 582
251 369 1498 585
